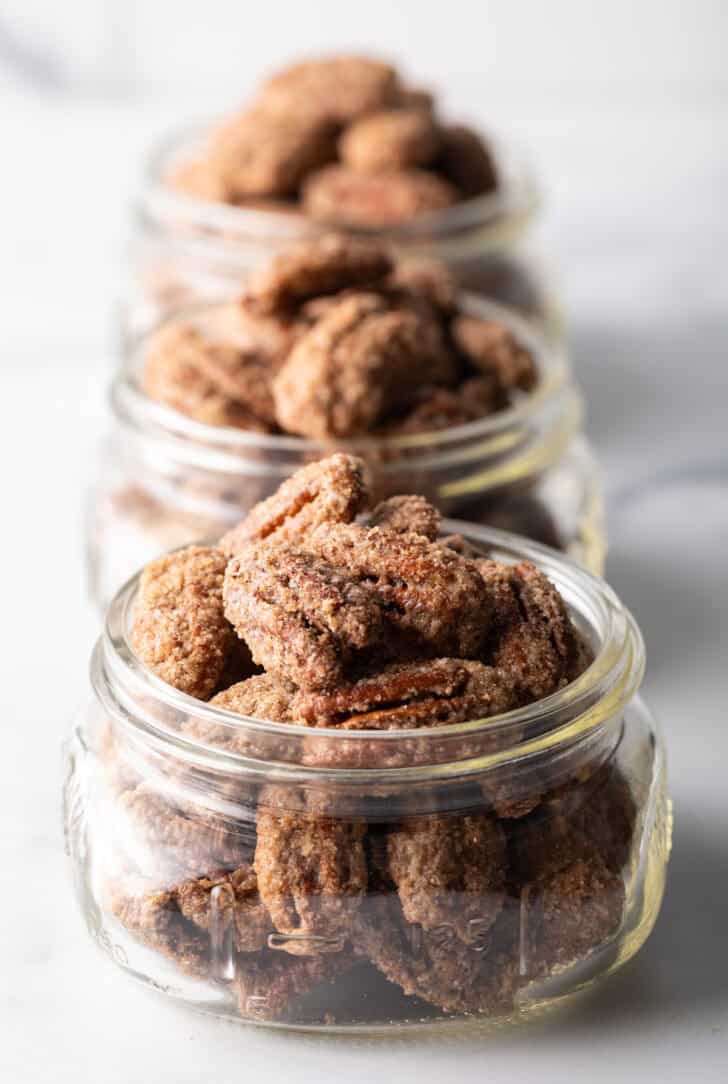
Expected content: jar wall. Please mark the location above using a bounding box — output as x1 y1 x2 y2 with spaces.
85 433 604 611
64 694 669 1031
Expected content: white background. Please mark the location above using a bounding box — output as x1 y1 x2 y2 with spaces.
0 2 726 1081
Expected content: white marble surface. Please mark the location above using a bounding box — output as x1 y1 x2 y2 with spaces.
0 83 727 1081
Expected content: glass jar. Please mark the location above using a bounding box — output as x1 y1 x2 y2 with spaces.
87 295 603 610
64 525 671 1032
126 125 560 343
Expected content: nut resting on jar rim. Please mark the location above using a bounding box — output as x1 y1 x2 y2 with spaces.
87 237 602 609
66 456 671 1031
126 53 556 341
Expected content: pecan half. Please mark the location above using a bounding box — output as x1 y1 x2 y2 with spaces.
302 165 458 228
108 876 209 976
452 314 538 393
437 124 497 198
339 109 441 174
368 494 441 540
258 56 399 125
220 453 366 555
131 545 233 699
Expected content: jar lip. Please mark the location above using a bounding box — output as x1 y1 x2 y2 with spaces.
139 122 541 247
94 522 645 783
114 292 573 470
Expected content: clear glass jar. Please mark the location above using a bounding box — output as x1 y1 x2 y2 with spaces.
126 126 560 343
64 525 671 1032
87 296 603 610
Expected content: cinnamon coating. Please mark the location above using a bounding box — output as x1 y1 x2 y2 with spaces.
301 165 458 228
131 545 233 700
174 864 269 953
452 314 538 393
368 494 441 540
257 56 399 125
339 109 442 174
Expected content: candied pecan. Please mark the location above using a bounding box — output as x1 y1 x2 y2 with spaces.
212 301 301 366
223 542 384 691
219 453 366 555
272 292 454 439
339 109 441 174
244 234 392 315
211 672 295 724
175 864 269 953
302 165 458 227
379 378 502 436
387 258 459 314
206 108 337 199
452 314 538 393
521 854 625 979
131 545 233 699
481 560 583 702
303 522 492 660
368 495 441 540
143 324 276 431
438 534 489 559
234 948 355 1021
294 658 517 729
255 787 367 954
394 85 435 114
386 813 506 942
437 124 497 198
258 55 399 124
108 876 209 976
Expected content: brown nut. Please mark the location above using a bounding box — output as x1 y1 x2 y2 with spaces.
386 813 506 943
368 495 441 540
339 109 442 174
437 124 497 198
272 292 455 439
220 453 367 555
206 108 337 199
244 234 392 315
255 787 367 954
386 257 459 315
302 165 458 227
131 545 233 700
258 55 399 124
175 864 270 953
377 377 503 436
303 523 493 661
223 542 384 691
452 314 538 393
108 875 209 976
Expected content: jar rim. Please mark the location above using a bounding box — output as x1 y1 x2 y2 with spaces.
94 522 645 784
138 122 541 251
114 293 576 482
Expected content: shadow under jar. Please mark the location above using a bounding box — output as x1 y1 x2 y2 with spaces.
65 525 671 1032
125 126 557 344
87 295 603 610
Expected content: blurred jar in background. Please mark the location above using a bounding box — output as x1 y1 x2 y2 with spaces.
87 294 602 610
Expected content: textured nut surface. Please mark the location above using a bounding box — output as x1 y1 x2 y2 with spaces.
255 789 367 953
108 876 209 975
339 109 441 173
368 495 441 540
386 813 506 942
437 124 497 198
220 453 366 555
131 545 233 699
223 542 384 691
175 864 269 953
258 56 399 124
245 234 392 315
302 165 458 227
378 378 502 436
452 314 538 393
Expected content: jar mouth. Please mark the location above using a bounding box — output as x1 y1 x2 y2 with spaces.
94 523 644 784
139 123 540 252
114 293 576 485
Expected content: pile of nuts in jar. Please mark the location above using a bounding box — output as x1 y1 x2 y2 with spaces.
102 454 637 1022
142 233 536 438
172 55 498 227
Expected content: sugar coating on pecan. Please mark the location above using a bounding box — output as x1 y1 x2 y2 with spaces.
131 545 233 699
339 109 442 174
244 234 392 315
378 378 502 436
437 124 498 198
108 876 209 976
255 789 367 954
234 948 355 1021
293 658 517 729
272 292 454 439
387 258 459 315
211 672 295 724
223 542 384 691
174 864 269 953
368 495 441 540
303 523 492 661
452 314 538 393
143 324 276 431
257 56 399 125
386 813 506 942
220 453 366 554
205 108 337 199
301 165 458 228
